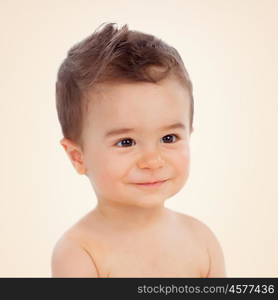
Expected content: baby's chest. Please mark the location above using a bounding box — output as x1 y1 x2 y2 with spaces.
95 240 208 277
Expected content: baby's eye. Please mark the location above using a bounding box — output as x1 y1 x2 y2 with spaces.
161 134 179 143
115 134 180 148
115 138 135 147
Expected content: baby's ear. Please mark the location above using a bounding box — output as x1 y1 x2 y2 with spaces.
60 138 87 175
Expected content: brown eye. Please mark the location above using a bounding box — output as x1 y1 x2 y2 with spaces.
115 138 135 147
162 134 179 143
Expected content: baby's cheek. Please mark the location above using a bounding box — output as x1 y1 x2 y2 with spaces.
175 148 190 175
97 156 124 185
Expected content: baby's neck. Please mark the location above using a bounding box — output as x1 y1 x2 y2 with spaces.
93 201 171 232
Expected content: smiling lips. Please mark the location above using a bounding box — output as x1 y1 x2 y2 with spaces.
134 179 168 187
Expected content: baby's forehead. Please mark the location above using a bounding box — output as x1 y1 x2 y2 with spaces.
83 79 190 129
86 78 189 106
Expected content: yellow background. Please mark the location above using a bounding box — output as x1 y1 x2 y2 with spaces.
1 0 277 277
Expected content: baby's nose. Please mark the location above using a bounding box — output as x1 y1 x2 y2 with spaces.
137 151 165 169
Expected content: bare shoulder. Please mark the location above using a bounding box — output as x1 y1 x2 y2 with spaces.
51 224 99 277
177 212 216 239
172 211 227 277
171 210 210 235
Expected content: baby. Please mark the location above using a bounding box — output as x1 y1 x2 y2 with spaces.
51 22 226 277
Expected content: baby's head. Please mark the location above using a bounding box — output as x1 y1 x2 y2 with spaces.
56 23 194 208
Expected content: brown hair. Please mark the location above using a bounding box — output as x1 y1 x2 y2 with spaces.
56 22 194 150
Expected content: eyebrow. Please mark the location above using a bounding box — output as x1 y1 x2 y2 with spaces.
104 122 186 138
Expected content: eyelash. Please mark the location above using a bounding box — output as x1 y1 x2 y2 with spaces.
114 134 181 148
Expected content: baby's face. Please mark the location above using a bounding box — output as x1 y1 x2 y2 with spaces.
65 77 192 208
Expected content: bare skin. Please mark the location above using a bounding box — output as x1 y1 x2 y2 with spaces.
51 77 226 277
52 206 226 277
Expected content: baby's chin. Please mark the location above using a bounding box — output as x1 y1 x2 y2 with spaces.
113 183 182 209
114 195 169 209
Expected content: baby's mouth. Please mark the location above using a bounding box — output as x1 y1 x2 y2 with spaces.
133 179 168 187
